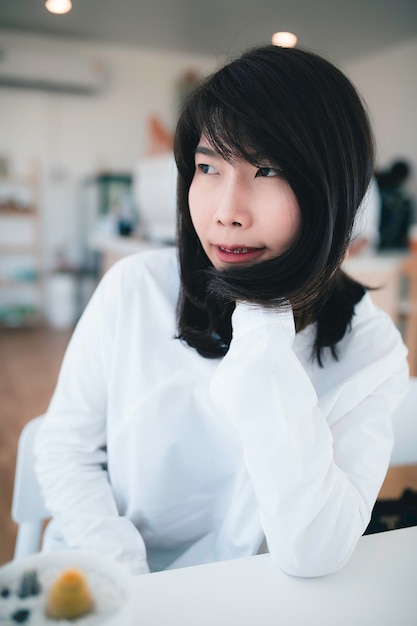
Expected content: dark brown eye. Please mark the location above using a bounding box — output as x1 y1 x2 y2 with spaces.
198 164 217 174
256 167 280 177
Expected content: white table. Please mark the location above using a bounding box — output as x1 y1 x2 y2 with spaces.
131 527 417 626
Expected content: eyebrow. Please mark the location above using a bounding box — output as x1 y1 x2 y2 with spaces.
195 146 219 157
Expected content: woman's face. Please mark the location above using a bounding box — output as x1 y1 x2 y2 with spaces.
188 137 301 270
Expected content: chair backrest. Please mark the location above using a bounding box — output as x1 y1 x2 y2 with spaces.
12 415 49 559
390 377 417 465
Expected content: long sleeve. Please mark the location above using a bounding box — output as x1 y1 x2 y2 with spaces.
34 263 150 575
209 300 409 577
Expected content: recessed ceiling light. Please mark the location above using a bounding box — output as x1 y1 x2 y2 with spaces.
271 32 298 48
45 0 73 15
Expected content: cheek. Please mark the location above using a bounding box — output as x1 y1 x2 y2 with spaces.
265 188 301 248
280 186 300 231
285 201 301 240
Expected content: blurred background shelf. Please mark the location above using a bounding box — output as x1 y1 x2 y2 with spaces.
0 172 45 328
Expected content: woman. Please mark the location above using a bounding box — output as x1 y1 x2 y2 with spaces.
35 45 408 578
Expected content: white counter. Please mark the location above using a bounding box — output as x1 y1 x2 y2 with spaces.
131 527 417 626
343 251 406 321
89 233 168 274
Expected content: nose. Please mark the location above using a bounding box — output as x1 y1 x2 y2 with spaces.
215 176 252 228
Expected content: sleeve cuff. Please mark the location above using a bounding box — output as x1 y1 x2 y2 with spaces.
231 302 295 342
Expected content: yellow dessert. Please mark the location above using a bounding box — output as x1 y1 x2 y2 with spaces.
45 568 94 620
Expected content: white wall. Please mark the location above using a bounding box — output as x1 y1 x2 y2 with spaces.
0 31 220 269
1 30 416 272
345 37 417 204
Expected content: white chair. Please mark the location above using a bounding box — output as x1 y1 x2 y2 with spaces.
11 415 49 560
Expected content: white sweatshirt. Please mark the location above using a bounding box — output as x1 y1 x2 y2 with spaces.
34 247 409 577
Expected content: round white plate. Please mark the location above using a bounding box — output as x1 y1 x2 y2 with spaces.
0 550 135 625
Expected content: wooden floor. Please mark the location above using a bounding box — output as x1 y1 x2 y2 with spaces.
0 326 72 565
1 327 417 567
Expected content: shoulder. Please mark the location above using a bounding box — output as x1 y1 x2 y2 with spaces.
303 291 408 384
305 293 409 421
74 247 179 346
89 247 179 321
350 292 402 341
334 292 408 386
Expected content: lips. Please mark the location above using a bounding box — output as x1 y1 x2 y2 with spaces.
219 246 259 254
215 244 266 264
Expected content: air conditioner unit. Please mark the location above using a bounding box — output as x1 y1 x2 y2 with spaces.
0 48 107 95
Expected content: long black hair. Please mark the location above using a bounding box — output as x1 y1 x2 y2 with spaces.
174 45 375 365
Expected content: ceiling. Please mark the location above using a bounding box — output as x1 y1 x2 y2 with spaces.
0 0 416 63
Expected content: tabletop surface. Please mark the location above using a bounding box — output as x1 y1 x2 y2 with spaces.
131 526 417 626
